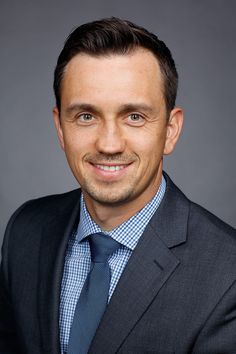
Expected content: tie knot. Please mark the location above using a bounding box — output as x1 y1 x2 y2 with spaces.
89 233 120 263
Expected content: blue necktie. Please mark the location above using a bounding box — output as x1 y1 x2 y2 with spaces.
67 233 120 354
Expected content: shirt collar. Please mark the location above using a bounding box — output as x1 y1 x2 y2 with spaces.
76 175 166 250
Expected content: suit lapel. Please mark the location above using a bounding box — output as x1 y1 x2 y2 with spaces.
89 174 190 353
89 224 180 354
37 191 81 354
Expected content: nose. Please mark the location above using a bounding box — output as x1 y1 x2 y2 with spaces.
95 119 125 155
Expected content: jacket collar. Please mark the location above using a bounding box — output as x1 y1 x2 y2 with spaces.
150 171 189 248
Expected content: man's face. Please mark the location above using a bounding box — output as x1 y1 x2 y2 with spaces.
54 49 183 210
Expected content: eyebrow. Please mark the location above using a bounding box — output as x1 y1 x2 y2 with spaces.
64 103 101 116
117 103 155 115
64 102 155 116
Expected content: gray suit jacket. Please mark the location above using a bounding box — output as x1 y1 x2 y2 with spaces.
1 173 236 354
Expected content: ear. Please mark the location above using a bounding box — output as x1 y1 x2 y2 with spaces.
53 107 65 150
164 107 184 155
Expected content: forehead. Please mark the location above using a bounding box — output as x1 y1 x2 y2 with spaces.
60 49 164 107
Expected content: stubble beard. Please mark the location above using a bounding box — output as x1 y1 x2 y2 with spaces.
81 175 138 206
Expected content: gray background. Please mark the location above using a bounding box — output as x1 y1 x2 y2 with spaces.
1 0 236 247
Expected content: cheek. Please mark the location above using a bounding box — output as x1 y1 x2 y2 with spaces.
130 131 166 159
63 128 93 154
62 134 85 170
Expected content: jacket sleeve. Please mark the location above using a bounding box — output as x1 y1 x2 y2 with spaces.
192 278 236 354
0 204 29 354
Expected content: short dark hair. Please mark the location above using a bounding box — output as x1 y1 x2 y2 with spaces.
53 17 178 115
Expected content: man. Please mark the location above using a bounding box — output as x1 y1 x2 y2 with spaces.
1 17 236 354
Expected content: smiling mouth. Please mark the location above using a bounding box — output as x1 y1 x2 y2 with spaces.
94 164 127 171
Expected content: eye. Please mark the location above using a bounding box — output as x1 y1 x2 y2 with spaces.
76 113 95 125
127 113 145 125
78 113 93 121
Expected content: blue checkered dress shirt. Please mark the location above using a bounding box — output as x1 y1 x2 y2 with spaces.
59 176 166 353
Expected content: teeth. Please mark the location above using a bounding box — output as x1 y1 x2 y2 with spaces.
95 164 126 171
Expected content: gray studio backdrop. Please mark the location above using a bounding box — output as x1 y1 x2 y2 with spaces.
1 0 236 247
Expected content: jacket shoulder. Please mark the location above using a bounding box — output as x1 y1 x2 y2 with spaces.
4 189 81 239
164 171 236 241
189 201 236 244
17 188 80 215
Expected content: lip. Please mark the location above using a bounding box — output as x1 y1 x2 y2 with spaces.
88 162 132 181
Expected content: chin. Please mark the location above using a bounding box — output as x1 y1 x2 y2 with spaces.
83 184 135 206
